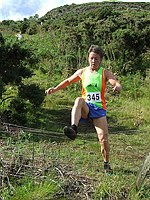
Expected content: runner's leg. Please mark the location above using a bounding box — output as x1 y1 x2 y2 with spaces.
64 97 89 140
93 117 109 162
71 97 89 126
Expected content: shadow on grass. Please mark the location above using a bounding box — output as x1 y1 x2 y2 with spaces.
24 106 138 142
1 107 137 143
29 108 71 130
108 126 138 135
25 124 138 144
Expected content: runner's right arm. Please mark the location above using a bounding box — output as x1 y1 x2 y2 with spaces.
45 69 83 95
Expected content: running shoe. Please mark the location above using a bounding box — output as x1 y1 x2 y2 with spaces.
104 162 113 174
63 125 77 140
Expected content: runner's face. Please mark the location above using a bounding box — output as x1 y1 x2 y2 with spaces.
88 52 101 70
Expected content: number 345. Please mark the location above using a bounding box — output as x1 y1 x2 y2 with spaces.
87 93 100 102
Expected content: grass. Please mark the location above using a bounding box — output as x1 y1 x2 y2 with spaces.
1 124 150 199
8 179 59 200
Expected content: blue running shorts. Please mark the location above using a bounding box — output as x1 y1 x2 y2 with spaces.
80 102 106 123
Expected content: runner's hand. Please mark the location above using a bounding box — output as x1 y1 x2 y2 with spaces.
45 88 55 95
113 84 122 92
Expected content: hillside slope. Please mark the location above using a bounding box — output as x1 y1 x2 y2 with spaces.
42 2 150 20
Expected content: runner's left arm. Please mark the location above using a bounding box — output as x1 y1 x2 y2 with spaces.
105 70 122 92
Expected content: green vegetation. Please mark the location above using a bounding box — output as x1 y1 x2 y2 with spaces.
0 2 150 200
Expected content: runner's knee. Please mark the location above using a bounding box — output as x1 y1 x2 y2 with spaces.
74 97 85 108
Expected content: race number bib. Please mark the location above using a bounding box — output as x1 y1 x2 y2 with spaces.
86 92 101 103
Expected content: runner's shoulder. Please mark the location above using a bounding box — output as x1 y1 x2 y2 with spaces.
75 68 85 76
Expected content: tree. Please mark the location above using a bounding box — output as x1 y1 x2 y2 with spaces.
0 33 45 124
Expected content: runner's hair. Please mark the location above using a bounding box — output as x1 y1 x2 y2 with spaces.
88 45 104 60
